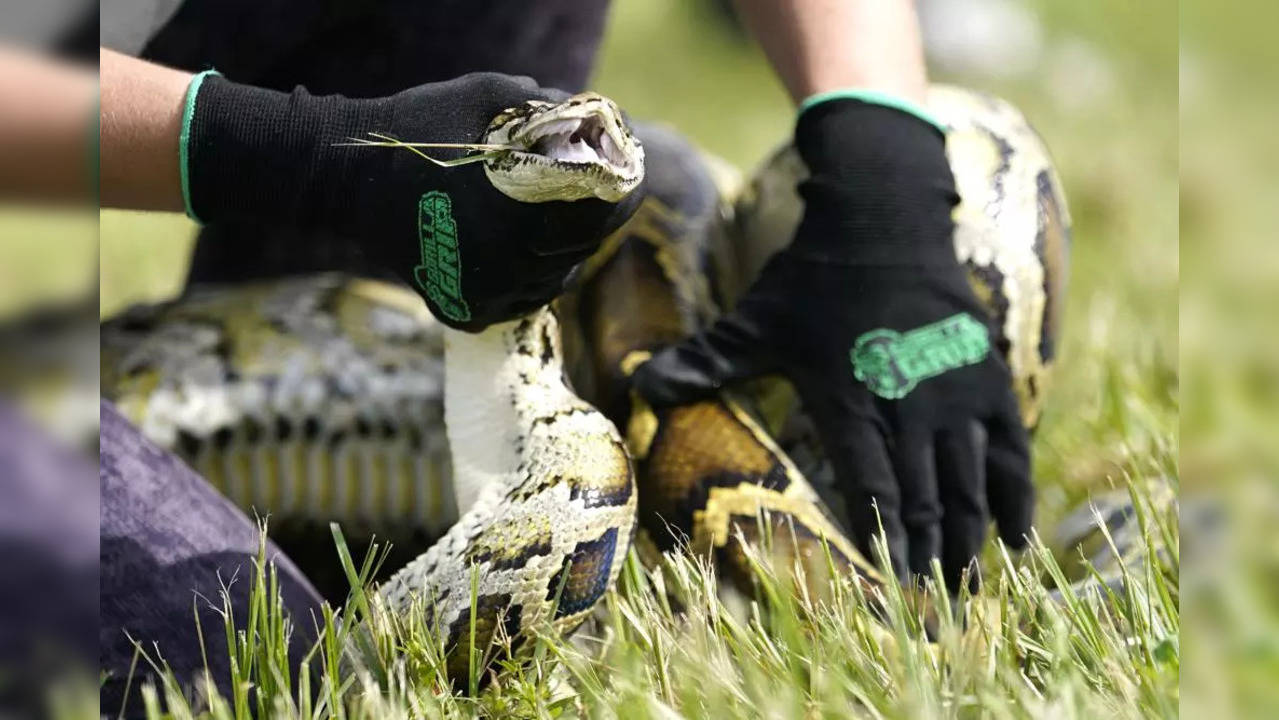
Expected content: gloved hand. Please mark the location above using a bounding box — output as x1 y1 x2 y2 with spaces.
633 96 1032 592
182 72 641 331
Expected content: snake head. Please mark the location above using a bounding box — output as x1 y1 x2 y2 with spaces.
483 93 646 203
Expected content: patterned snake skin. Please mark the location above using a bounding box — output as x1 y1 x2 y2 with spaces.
101 86 1069 683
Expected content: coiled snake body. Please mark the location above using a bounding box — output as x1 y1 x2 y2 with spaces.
101 87 1069 682
380 310 635 680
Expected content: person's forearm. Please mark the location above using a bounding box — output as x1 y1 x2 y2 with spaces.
0 48 97 202
732 0 928 105
99 47 191 211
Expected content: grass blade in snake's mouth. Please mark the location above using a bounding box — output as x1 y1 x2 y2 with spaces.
333 119 630 170
333 133 514 167
334 94 641 182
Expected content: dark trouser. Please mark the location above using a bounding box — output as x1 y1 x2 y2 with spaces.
0 402 97 716
99 401 323 717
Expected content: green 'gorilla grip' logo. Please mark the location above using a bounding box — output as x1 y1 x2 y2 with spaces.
850 313 991 399
414 191 471 323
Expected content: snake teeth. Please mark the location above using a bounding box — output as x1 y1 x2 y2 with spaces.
526 115 632 169
483 93 645 203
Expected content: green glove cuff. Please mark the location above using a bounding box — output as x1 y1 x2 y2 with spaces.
798 88 947 135
179 69 222 223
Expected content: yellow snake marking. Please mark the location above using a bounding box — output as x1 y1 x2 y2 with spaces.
307 443 330 517
279 440 305 516
390 444 413 520
255 441 282 513
198 445 225 498
230 431 253 512
463 514 554 570
619 350 658 460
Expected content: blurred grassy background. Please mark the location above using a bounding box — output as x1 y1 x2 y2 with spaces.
1180 2 1279 717
0 206 96 316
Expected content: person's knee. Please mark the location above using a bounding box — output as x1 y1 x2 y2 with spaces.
99 402 323 714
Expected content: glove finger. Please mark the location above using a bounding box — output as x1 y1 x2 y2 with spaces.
496 73 544 94
488 275 573 318
890 429 942 580
935 420 989 593
515 242 599 294
504 295 554 322
526 199 618 255
984 410 1033 551
538 85 573 103
560 262 587 293
631 310 774 407
823 414 908 580
529 190 643 256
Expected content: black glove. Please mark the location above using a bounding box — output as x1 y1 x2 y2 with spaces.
183 72 641 331
633 98 1032 592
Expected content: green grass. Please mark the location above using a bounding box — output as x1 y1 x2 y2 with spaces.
117 475 1177 719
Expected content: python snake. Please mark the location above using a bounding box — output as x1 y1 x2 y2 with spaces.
370 97 643 677
101 86 1068 683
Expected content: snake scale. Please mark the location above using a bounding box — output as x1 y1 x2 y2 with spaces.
101 86 1069 684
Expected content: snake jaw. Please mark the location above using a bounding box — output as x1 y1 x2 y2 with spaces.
525 114 632 169
484 93 646 203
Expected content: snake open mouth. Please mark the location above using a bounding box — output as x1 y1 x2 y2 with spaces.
517 114 633 171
